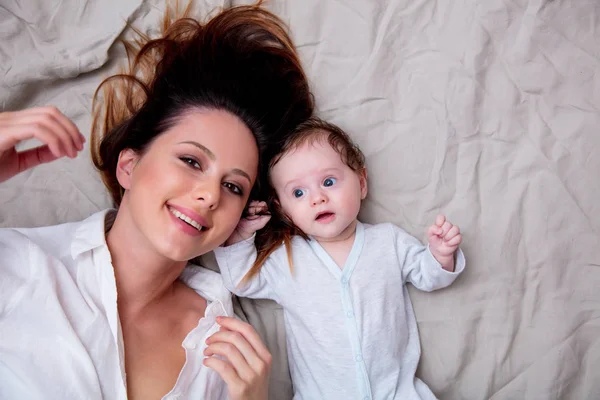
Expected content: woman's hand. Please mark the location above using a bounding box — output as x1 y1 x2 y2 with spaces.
0 107 86 183
204 316 271 400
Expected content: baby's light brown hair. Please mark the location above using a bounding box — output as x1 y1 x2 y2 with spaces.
242 116 366 283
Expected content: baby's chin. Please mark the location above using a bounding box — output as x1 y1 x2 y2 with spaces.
314 221 359 241
308 229 347 242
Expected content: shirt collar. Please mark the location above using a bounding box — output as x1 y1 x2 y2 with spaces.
70 209 115 259
70 210 232 314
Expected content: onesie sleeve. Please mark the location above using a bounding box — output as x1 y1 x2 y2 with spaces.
213 236 281 302
392 224 466 291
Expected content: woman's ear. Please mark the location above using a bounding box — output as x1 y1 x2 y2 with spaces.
359 168 368 199
115 149 139 190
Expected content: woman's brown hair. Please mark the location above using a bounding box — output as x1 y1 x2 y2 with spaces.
242 117 366 283
91 1 314 206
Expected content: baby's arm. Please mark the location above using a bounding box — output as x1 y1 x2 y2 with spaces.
214 201 279 301
394 217 465 292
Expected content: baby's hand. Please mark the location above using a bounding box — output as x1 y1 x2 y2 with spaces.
225 201 271 246
427 214 462 272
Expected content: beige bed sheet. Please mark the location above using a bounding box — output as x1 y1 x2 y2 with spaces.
1 0 599 399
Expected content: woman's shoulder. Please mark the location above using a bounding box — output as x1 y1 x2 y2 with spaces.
180 264 234 315
0 210 112 262
0 222 72 255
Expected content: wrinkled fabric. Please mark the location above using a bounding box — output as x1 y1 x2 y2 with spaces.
1 0 599 399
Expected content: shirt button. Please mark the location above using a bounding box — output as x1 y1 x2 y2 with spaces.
364 397 370 400
185 341 196 350
346 311 353 318
355 354 363 362
341 277 348 284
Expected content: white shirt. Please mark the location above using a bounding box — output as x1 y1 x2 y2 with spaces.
214 221 466 400
0 210 233 400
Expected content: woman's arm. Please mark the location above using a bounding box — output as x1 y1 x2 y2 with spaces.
204 316 272 400
0 107 85 183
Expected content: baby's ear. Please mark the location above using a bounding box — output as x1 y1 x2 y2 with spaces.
359 168 368 199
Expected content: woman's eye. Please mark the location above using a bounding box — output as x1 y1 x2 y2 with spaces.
323 177 337 187
223 182 243 196
293 189 305 198
180 157 201 170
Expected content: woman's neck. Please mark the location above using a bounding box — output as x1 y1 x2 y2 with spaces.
106 208 188 316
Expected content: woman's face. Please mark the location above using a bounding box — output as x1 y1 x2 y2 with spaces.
117 108 258 261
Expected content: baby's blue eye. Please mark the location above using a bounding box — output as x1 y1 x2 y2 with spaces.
293 189 305 198
323 177 337 187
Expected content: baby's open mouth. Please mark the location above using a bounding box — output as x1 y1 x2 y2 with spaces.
315 212 335 221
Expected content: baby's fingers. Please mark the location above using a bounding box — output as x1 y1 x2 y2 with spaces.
443 225 460 241
427 224 442 239
246 201 269 216
440 221 452 237
446 233 462 247
435 214 446 227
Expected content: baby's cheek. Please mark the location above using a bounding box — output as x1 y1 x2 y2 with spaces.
291 210 307 229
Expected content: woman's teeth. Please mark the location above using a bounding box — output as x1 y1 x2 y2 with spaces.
169 207 203 231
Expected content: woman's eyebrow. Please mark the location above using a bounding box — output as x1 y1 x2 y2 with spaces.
232 168 251 183
179 141 215 160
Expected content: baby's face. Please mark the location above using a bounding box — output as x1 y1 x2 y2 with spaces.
270 139 367 242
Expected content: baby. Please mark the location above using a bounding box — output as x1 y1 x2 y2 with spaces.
214 117 466 400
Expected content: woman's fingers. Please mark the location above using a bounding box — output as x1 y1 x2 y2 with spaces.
0 107 83 183
205 317 271 376
17 145 59 172
204 340 255 381
203 356 245 389
22 111 78 158
0 107 83 158
216 317 271 363
207 329 265 371
38 106 85 152
0 120 62 159
204 317 271 400
16 119 69 158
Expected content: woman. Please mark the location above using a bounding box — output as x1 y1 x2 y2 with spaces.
0 3 313 399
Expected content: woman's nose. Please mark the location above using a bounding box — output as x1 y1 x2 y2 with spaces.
194 181 221 210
